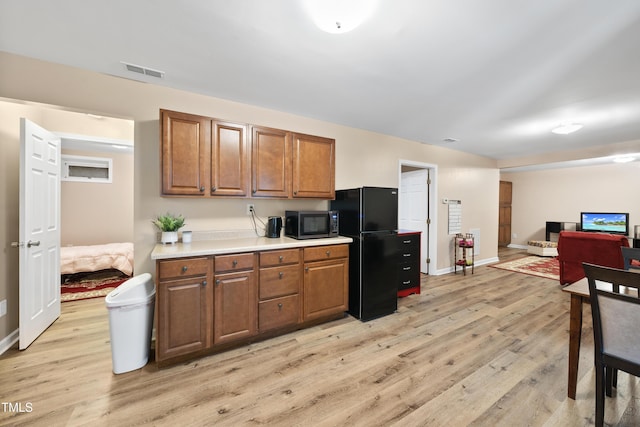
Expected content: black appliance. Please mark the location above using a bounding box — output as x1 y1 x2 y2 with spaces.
266 216 282 238
284 210 339 239
331 187 399 321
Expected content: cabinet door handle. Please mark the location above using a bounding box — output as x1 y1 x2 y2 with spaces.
305 267 309 272
182 266 188 272
201 280 207 287
279 272 284 279
200 186 205 192
211 186 217 192
215 279 220 286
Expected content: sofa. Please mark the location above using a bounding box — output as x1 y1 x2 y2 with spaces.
557 231 630 285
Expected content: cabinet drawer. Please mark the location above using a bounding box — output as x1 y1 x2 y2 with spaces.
158 257 211 280
260 249 301 267
259 264 300 300
399 264 419 290
259 295 299 332
215 253 255 272
303 244 349 262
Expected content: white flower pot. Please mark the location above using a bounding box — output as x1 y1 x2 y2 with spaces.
161 231 178 244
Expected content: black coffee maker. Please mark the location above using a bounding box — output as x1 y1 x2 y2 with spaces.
266 216 282 238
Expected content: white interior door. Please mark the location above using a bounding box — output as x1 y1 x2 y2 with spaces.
399 169 430 273
19 118 61 349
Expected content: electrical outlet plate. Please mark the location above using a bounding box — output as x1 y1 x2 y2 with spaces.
246 204 254 215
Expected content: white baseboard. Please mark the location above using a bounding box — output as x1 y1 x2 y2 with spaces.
508 244 528 250
0 329 19 356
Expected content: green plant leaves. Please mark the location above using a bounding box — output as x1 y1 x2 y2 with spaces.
152 213 186 232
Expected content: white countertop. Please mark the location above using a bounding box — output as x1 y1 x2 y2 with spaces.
151 235 353 260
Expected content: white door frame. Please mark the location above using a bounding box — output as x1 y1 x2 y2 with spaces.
19 118 61 349
398 160 438 275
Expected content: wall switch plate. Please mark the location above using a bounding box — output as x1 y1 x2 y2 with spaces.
246 204 255 215
0 299 6 318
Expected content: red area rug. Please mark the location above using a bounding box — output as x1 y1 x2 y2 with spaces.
489 256 560 281
61 269 130 302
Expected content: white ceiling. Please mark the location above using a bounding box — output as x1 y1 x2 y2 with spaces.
2 0 640 163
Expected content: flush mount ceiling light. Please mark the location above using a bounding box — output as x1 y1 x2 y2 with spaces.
442 138 459 143
551 123 583 135
302 0 377 34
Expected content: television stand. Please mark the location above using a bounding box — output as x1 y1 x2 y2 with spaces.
546 221 579 241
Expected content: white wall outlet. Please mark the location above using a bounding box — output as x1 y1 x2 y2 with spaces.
246 204 255 215
0 299 6 318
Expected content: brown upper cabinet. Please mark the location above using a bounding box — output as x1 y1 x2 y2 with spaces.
292 133 335 199
161 109 335 199
161 109 249 197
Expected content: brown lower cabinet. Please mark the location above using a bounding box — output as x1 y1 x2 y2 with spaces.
155 244 349 366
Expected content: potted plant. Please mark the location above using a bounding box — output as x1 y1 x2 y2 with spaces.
152 213 186 244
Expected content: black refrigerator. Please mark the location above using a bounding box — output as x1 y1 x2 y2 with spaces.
331 187 399 321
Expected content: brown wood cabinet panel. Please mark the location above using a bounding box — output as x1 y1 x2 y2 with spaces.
214 270 257 344
303 244 349 262
158 257 211 279
259 248 301 267
251 126 291 198
292 133 335 199
499 181 512 246
211 121 249 197
303 257 348 321
161 109 210 196
259 264 301 300
214 253 255 273
156 274 212 361
259 295 299 332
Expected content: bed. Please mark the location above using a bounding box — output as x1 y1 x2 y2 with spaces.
60 242 134 276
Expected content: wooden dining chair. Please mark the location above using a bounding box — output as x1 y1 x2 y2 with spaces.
621 247 640 271
582 263 640 427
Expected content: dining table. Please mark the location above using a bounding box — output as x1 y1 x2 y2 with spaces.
562 276 638 399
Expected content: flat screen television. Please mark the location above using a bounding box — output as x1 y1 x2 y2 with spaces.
580 212 629 236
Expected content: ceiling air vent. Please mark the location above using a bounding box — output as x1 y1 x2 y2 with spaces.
121 61 165 79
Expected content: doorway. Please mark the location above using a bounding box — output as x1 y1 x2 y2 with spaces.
398 160 438 274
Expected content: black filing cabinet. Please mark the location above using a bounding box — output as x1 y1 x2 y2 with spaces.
397 231 421 297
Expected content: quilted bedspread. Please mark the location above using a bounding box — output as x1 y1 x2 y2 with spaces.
61 242 134 276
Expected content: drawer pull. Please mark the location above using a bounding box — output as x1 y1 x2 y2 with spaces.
403 266 411 271
403 240 411 244
326 250 331 257
232 260 238 267
182 266 188 272
403 280 411 285
279 272 284 279
403 253 411 257
201 280 207 287
279 255 284 262
278 303 283 311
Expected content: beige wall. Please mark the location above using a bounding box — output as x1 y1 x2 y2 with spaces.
501 161 640 246
61 148 133 246
0 51 499 345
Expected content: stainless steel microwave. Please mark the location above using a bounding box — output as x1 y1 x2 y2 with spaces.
284 210 339 239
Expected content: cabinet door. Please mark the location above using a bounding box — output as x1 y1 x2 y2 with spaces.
156 276 212 361
161 109 210 196
251 126 291 198
214 270 258 344
211 121 249 197
303 258 348 321
292 133 335 199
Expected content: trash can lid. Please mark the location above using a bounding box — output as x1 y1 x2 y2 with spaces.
105 273 155 307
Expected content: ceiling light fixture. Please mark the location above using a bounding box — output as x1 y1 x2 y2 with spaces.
302 0 377 34
551 123 583 135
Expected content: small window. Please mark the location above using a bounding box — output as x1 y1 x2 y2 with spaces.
61 155 113 183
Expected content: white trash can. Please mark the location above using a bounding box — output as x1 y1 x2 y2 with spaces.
105 273 155 374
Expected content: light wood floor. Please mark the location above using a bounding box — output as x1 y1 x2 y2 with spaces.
2 247 640 426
